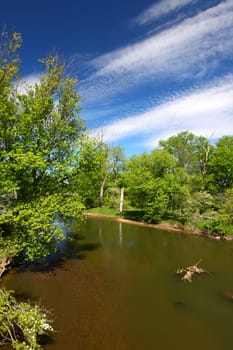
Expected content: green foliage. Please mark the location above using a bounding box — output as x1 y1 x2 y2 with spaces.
121 132 233 234
207 136 233 192
0 194 84 260
159 131 213 177
107 146 126 185
123 150 190 223
0 288 53 349
0 31 22 89
72 137 108 208
197 188 233 235
0 32 87 261
104 187 121 209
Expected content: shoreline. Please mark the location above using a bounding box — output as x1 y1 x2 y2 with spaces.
85 212 231 240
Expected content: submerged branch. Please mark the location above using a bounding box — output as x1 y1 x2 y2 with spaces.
176 259 210 283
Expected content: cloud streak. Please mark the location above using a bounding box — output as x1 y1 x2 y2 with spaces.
133 0 197 26
79 1 233 155
81 0 233 105
92 75 233 148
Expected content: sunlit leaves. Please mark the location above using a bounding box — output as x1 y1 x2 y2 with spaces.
0 289 53 349
0 32 86 261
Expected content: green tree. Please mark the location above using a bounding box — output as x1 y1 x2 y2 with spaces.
159 131 213 178
197 189 233 236
0 288 53 350
72 137 108 208
0 32 85 262
107 146 125 184
123 150 190 222
103 146 126 209
207 136 233 192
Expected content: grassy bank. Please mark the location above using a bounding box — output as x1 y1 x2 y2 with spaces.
85 207 122 217
84 207 197 234
85 207 182 225
85 207 232 240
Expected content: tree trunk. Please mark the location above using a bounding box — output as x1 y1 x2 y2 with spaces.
99 176 107 207
119 187 124 213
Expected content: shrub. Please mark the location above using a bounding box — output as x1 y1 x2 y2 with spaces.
0 288 53 349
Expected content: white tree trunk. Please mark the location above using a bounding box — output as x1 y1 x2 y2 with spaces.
99 176 107 207
119 187 124 213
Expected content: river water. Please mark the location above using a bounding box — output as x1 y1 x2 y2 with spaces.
2 216 233 350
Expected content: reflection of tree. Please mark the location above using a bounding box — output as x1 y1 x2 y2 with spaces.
98 225 103 244
119 222 123 248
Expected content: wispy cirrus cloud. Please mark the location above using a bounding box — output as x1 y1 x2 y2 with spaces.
81 0 233 104
80 0 233 154
92 75 233 148
133 0 198 26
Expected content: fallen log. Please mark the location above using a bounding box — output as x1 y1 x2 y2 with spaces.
176 259 209 283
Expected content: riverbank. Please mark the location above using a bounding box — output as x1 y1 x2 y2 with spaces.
85 212 231 240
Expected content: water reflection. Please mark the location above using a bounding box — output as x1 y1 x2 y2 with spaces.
2 217 233 350
119 222 122 247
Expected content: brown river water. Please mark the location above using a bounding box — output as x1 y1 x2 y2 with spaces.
1 216 233 350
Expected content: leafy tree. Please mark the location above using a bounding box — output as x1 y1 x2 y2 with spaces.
207 136 233 192
107 146 125 184
123 150 190 222
84 144 126 208
103 146 126 209
0 32 85 262
0 288 53 349
197 188 233 235
0 31 22 89
71 137 108 208
159 131 213 178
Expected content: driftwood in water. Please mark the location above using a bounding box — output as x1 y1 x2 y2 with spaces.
176 260 209 283
0 256 12 278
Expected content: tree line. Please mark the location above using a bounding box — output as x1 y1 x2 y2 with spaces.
84 131 233 237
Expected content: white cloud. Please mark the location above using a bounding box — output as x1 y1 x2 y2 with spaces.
92 76 233 148
133 0 197 26
16 74 41 94
81 0 233 102
81 0 233 155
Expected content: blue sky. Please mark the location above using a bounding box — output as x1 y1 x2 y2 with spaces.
1 0 233 156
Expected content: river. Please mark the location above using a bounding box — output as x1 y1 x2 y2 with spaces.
1 216 233 349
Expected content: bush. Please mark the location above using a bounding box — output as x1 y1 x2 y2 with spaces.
0 288 53 349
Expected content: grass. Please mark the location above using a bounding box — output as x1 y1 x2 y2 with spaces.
85 207 147 222
85 207 122 217
85 207 188 225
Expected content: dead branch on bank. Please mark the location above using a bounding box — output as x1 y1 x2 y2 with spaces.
0 256 12 278
176 259 209 283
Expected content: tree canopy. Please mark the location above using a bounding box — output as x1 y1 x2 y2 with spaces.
0 32 87 261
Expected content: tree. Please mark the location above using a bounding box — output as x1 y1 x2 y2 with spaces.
107 146 125 184
197 188 233 236
0 32 85 262
0 288 53 349
123 150 190 222
103 146 126 210
207 136 233 192
0 31 21 89
71 137 108 208
159 131 213 178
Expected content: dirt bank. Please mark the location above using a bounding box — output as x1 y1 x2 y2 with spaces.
85 213 199 235
85 212 233 241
